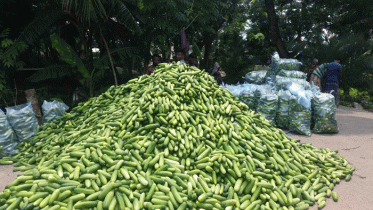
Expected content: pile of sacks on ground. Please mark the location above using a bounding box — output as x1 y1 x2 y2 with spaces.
224 56 338 136
0 100 69 157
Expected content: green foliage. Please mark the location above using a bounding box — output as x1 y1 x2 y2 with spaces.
27 65 75 83
94 47 141 69
17 10 68 47
340 88 373 110
49 33 143 99
101 1 142 35
51 33 91 80
50 33 95 97
1 39 13 48
0 73 6 94
0 28 27 107
0 28 27 69
217 30 254 84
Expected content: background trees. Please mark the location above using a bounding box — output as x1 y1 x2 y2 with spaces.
0 0 373 107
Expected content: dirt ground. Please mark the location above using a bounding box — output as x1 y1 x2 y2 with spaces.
0 105 372 209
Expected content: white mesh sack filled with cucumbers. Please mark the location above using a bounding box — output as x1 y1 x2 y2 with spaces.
0 62 353 210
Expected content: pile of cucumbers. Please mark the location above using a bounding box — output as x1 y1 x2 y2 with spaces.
0 62 353 210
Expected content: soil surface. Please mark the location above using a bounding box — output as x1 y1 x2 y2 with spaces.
1 105 372 209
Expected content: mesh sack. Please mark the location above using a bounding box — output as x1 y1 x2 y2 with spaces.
278 70 307 80
312 93 339 133
288 83 313 136
223 84 247 97
239 85 259 110
42 100 70 124
276 90 296 129
244 70 267 84
273 59 303 71
289 97 312 136
0 109 18 157
5 102 39 142
275 76 311 91
256 87 278 125
266 57 303 80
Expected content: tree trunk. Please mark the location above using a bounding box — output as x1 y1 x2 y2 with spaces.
80 28 88 60
166 35 173 63
264 0 289 58
130 58 134 77
101 30 118 86
143 42 151 73
203 36 214 70
88 29 94 78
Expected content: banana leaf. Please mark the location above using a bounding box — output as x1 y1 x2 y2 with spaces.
27 65 74 83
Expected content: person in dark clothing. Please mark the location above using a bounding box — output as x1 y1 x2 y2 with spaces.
144 54 161 75
307 59 318 82
322 58 342 105
187 53 197 67
176 49 186 65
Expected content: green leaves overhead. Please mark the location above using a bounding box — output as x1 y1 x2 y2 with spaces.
50 33 90 79
62 0 106 26
93 47 141 69
0 29 27 69
17 11 69 47
111 1 142 35
137 0 144 10
26 65 74 83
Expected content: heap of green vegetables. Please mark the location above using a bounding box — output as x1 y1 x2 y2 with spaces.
0 62 353 210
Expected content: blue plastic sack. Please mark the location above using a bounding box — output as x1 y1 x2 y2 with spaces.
42 100 69 124
5 102 39 142
0 109 18 157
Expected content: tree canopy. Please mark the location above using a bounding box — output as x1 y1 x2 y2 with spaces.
1 0 373 106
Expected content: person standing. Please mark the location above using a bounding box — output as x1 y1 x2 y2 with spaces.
144 54 161 75
176 49 187 65
210 58 225 84
310 60 328 91
187 53 197 67
323 58 342 105
307 59 318 82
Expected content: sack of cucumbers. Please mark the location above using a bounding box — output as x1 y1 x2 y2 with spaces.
0 109 18 158
5 102 39 142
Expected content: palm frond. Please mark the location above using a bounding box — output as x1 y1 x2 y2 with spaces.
93 0 107 19
63 0 108 26
16 10 69 46
94 47 140 68
26 64 75 83
50 33 91 79
111 1 142 35
0 28 10 39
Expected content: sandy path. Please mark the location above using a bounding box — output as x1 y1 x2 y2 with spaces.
0 105 372 209
0 165 21 192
